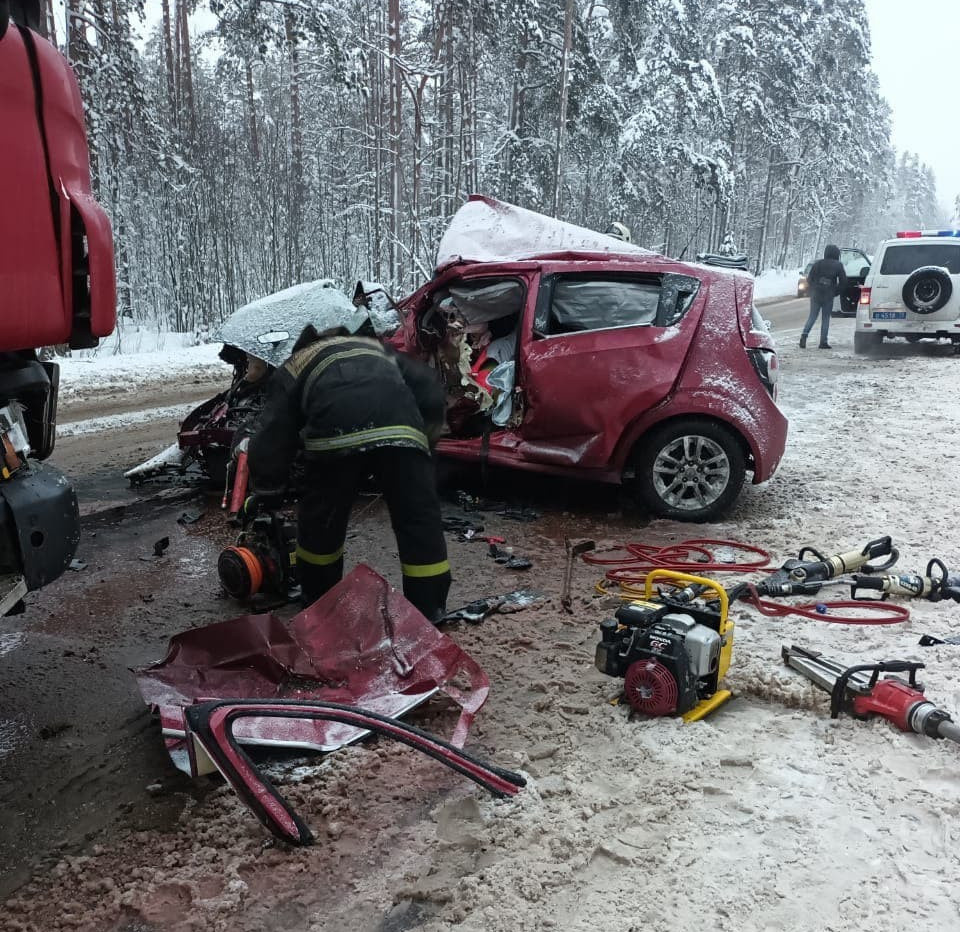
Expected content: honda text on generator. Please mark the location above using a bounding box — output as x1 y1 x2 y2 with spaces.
0 1 116 614
596 570 734 722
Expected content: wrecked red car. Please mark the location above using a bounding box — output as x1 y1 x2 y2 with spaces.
392 197 787 521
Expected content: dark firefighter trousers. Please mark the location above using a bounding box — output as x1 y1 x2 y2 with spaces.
295 447 450 620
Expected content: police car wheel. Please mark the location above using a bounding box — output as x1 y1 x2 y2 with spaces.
632 420 746 522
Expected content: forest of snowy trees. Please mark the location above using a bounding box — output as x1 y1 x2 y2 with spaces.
42 0 947 333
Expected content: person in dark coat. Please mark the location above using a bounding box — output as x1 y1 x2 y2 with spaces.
800 244 847 349
247 326 450 621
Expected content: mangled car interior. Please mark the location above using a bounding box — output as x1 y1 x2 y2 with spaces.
415 278 526 435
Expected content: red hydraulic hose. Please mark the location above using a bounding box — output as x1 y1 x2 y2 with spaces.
587 539 910 625
584 538 773 581
739 584 910 625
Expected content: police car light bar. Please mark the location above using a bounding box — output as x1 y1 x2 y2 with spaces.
896 230 960 238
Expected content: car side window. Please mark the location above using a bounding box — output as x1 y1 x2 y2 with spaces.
535 274 700 337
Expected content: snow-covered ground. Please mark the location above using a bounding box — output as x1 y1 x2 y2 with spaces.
8 321 960 932
57 403 196 439
754 267 801 301
57 341 228 401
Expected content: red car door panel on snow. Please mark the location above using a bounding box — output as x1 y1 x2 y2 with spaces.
517 267 701 469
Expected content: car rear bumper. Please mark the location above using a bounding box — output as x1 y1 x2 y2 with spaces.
858 315 960 336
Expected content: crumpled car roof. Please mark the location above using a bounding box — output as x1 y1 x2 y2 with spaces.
217 280 370 367
436 195 654 269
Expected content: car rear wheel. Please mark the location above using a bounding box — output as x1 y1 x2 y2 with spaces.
631 420 746 522
853 331 881 355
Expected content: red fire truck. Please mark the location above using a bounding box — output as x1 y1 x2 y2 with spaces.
0 0 116 613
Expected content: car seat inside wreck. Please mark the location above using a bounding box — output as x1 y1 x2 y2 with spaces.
417 277 525 438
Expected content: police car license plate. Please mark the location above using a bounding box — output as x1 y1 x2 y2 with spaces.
872 311 907 319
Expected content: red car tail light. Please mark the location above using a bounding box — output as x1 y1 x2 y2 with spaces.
859 287 872 305
747 348 778 399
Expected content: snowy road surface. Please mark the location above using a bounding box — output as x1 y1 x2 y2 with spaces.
2 322 960 931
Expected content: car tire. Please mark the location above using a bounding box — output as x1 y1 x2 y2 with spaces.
902 266 952 314
853 331 881 355
631 420 746 522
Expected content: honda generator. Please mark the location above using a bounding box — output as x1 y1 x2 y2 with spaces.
596 570 733 722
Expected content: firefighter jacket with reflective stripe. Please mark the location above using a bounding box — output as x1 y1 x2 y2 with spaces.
248 336 446 491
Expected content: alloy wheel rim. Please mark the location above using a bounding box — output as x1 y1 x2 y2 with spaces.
652 434 730 510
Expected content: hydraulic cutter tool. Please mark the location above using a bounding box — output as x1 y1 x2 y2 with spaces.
782 644 960 746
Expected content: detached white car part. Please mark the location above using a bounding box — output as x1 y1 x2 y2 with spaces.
855 232 960 354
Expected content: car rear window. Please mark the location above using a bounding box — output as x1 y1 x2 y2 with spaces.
879 244 960 275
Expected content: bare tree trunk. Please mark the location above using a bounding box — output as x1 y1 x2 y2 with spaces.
755 149 776 274
66 0 86 64
160 0 176 114
42 0 56 43
284 10 303 280
172 0 183 120
552 0 575 216
245 60 260 161
177 0 196 136
370 1 383 281
387 0 402 281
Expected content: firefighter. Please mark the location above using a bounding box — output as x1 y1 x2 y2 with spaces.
247 326 451 621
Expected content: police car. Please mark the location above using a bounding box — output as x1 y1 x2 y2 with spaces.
855 231 960 354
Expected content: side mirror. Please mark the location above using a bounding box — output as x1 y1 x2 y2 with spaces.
859 266 870 280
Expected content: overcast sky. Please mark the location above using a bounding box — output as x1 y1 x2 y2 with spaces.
863 0 959 212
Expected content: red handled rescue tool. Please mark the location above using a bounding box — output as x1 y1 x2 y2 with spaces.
782 645 960 746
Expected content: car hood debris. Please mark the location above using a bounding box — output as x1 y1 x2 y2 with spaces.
135 565 490 776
